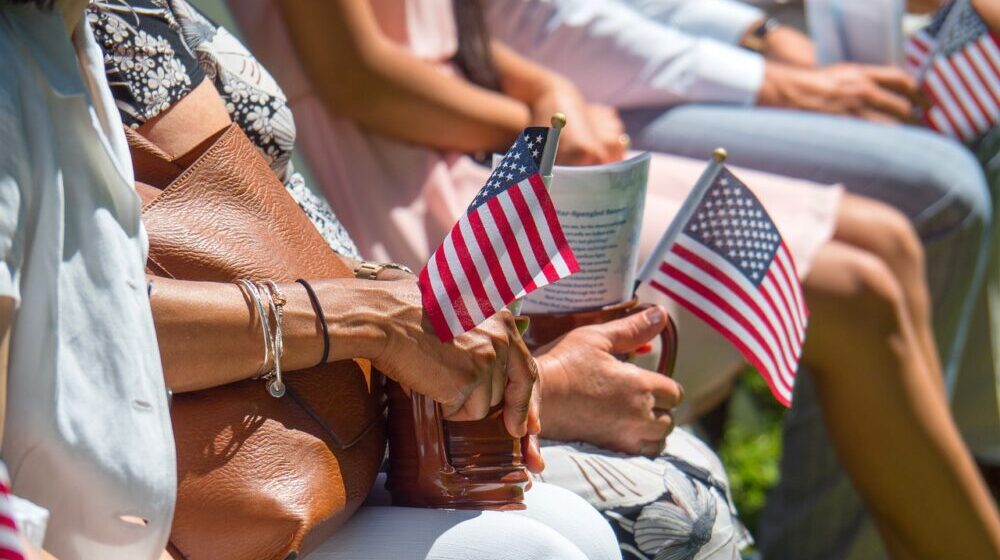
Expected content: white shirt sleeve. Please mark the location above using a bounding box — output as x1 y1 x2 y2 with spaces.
487 0 764 107
619 0 766 45
0 87 25 306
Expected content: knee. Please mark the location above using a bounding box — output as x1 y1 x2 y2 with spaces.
913 134 993 233
870 206 926 280
833 251 908 335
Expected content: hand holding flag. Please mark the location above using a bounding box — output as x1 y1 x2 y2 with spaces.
636 150 808 406
419 123 579 342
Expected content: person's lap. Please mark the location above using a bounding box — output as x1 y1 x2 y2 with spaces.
306 476 621 560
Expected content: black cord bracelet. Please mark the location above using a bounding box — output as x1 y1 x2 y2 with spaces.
296 279 330 367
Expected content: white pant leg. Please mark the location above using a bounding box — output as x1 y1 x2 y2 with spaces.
307 478 620 560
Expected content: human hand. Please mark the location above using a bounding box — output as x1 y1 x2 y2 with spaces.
365 279 539 439
534 305 683 456
758 25 818 68
757 62 919 123
531 78 613 166
585 104 628 163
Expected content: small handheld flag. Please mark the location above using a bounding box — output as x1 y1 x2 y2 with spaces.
636 150 807 406
419 125 579 341
912 1 1000 143
904 1 953 75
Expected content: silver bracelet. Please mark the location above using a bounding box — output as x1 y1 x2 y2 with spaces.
237 279 273 379
262 281 287 398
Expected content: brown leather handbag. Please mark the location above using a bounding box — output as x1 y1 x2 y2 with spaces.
127 124 386 560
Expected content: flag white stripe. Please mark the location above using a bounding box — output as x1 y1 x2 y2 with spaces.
665 241 798 384
475 201 526 297
926 70 977 139
518 180 572 279
775 248 808 321
980 35 1000 74
926 105 960 138
457 216 508 312
769 249 807 338
936 58 989 133
654 271 793 402
965 43 1000 104
760 274 803 355
0 529 21 552
674 235 803 364
953 52 1000 117
424 251 465 336
496 188 550 292
441 231 487 326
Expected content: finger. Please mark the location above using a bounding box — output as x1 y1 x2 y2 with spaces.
445 371 493 422
861 84 913 122
527 378 542 436
502 335 537 438
491 339 508 408
522 434 546 473
643 371 684 410
599 305 669 353
864 65 919 99
637 437 667 458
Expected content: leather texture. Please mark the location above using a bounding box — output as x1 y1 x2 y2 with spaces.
523 298 679 376
128 124 385 560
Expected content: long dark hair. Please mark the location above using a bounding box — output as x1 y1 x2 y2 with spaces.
452 0 501 91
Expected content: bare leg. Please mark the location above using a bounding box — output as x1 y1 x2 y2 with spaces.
802 241 1000 559
832 194 942 388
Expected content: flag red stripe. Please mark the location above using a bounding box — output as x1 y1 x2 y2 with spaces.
0 516 14 532
434 246 475 333
661 261 792 384
467 209 516 303
968 41 1000 106
922 81 966 138
944 55 990 131
930 60 981 136
449 223 496 320
650 278 792 406
507 183 560 284
486 195 536 293
957 49 1000 112
769 250 807 337
419 265 456 341
775 244 808 320
669 244 801 367
528 174 580 272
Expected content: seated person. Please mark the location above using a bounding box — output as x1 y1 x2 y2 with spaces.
226 0 1000 559
0 0 622 558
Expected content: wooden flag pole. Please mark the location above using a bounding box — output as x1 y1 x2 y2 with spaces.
633 148 727 295
508 114 566 318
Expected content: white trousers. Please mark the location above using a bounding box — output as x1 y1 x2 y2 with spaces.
305 476 621 560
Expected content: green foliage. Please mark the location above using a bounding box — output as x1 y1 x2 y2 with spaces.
719 370 785 535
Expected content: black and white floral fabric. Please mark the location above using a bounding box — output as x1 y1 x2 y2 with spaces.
88 0 361 258
538 428 752 560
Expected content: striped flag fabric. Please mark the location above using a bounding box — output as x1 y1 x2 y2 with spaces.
419 127 579 341
904 1 953 75
0 478 25 560
917 1 1000 143
647 165 807 406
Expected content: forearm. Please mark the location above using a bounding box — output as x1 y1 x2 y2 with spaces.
278 0 529 153
491 41 564 107
150 277 386 392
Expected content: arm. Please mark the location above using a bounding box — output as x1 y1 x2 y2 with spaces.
276 0 529 153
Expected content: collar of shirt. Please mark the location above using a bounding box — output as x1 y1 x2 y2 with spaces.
2 4 87 97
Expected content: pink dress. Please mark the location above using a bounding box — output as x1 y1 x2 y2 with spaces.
233 0 842 413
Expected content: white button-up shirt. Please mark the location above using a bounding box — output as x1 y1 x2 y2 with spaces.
487 0 767 108
0 5 175 559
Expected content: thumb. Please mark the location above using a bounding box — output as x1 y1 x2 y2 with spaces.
601 305 668 354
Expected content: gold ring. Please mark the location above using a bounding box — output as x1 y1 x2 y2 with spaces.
619 133 631 150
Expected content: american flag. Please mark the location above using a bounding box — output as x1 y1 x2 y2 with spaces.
0 478 24 560
904 1 954 75
917 1 1000 143
419 127 578 341
647 166 806 406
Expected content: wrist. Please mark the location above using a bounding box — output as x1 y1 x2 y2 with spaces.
302 278 396 363
756 61 793 107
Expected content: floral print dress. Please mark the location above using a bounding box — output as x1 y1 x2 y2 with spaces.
88 0 361 258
